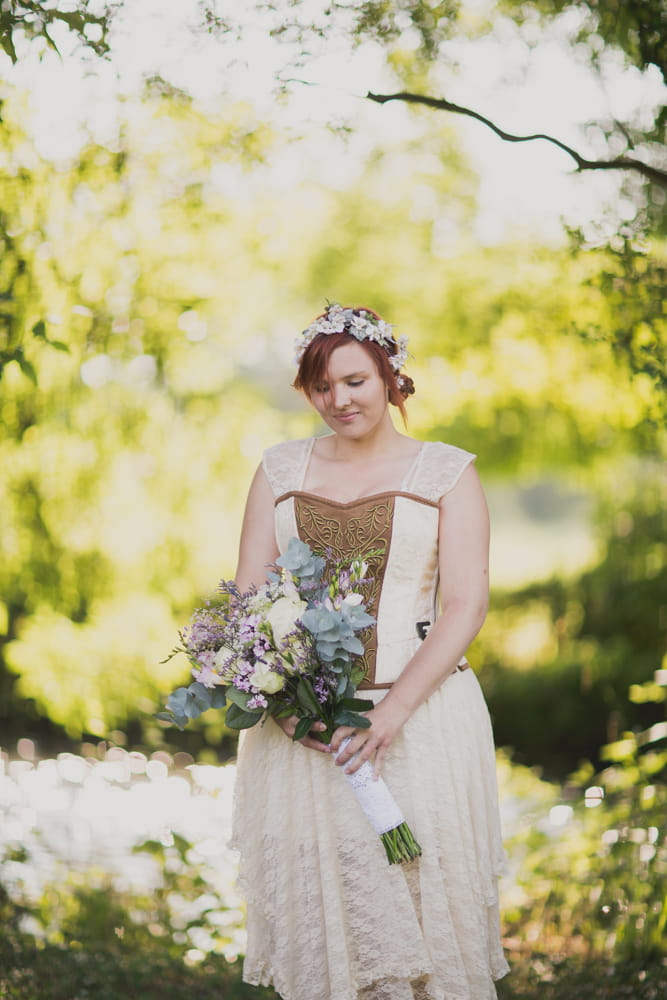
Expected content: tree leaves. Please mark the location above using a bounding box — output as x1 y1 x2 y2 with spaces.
0 2 114 65
0 347 36 384
32 320 69 353
505 0 667 83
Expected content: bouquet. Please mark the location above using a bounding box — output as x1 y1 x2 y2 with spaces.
159 537 422 865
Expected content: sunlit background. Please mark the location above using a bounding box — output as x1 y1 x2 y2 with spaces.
0 0 665 997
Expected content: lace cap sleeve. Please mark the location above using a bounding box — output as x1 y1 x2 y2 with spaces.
411 441 477 503
262 438 313 499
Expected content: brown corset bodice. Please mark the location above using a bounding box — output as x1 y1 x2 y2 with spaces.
284 492 398 688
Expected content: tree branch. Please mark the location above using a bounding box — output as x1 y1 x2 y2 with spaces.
366 90 667 189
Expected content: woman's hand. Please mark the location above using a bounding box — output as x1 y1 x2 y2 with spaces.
329 696 411 778
272 714 332 754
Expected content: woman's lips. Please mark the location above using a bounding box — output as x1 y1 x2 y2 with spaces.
335 412 359 423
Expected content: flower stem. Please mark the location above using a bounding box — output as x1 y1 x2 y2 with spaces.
380 822 422 865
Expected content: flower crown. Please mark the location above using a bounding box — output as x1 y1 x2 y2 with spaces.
294 302 409 373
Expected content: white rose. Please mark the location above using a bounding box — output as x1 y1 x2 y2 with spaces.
214 645 235 669
250 661 287 695
267 595 307 646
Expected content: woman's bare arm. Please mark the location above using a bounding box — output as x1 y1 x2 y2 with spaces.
387 461 490 712
234 464 281 591
332 463 490 775
235 462 329 752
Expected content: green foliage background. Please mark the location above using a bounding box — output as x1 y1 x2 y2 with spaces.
1 87 662 760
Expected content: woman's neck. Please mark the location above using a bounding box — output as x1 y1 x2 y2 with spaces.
325 421 407 463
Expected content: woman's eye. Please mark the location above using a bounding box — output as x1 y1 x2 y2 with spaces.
348 380 364 387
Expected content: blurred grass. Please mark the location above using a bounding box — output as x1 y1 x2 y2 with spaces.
0 936 273 1000
497 954 667 1000
2 737 665 1000
2 932 667 1000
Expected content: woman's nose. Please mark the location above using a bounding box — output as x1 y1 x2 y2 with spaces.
332 383 351 409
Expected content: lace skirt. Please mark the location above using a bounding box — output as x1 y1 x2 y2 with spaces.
230 667 509 1000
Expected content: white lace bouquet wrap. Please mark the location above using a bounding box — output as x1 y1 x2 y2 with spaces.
337 737 404 831
333 738 421 862
159 537 422 864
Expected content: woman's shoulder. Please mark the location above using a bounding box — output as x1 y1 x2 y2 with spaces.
262 437 314 497
263 436 313 462
411 440 477 502
422 439 476 466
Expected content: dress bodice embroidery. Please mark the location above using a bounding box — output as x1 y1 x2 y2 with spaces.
294 493 394 686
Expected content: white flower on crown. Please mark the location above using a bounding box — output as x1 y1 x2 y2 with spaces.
391 334 409 372
294 302 410 373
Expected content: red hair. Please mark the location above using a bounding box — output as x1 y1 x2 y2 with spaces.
293 306 413 425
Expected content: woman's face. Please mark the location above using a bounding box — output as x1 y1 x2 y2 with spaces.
309 340 389 439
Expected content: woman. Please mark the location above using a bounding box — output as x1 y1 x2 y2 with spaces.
231 304 508 1000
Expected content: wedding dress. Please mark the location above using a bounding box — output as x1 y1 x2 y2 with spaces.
230 437 509 1000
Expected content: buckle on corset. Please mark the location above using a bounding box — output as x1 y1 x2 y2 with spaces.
416 620 431 640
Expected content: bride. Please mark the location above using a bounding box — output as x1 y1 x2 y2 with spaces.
231 303 508 1000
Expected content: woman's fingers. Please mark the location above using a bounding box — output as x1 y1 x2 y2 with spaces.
372 744 386 780
273 715 330 753
275 716 384 767
334 727 378 774
273 715 296 738
301 721 331 753
330 727 358 758
301 735 331 753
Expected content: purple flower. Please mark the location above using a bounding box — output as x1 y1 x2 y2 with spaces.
195 649 216 670
239 614 261 640
253 636 270 657
313 671 336 704
192 650 220 688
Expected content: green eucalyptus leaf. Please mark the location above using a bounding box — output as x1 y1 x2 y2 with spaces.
349 665 368 688
155 710 188 729
296 677 321 716
166 687 189 711
210 687 227 708
183 699 205 720
333 710 371 729
189 682 214 711
275 536 325 581
225 702 263 730
293 716 315 741
268 701 293 718
225 685 252 709
337 697 374 712
339 635 364 655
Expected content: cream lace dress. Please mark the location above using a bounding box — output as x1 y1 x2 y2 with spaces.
230 438 509 1000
